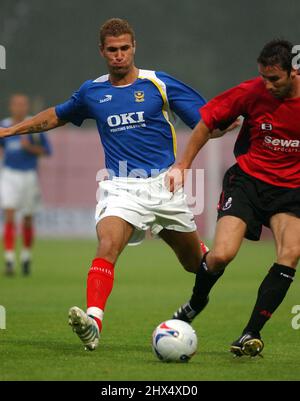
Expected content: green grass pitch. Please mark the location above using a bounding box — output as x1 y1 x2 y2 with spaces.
0 238 299 381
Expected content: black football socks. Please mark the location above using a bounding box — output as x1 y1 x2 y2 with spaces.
243 263 295 336
189 253 225 312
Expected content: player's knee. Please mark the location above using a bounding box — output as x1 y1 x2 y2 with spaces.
23 216 33 228
179 254 202 273
278 246 300 268
209 249 235 270
183 262 199 273
97 237 121 264
5 216 14 225
4 211 15 224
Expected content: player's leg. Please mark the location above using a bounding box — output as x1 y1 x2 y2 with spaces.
172 216 246 322
69 216 134 350
16 170 40 275
229 169 300 358
184 163 258 318
3 208 16 275
1 168 21 275
70 174 157 350
159 229 209 321
21 215 34 275
240 213 299 339
87 216 134 328
95 215 135 262
159 229 205 273
206 215 247 271
271 213 300 268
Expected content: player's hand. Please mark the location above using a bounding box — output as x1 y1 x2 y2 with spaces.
0 127 12 138
20 137 31 149
165 163 187 193
20 137 45 156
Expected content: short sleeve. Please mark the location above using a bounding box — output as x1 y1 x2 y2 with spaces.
200 81 251 131
55 80 93 127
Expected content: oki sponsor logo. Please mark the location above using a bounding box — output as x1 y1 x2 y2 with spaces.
264 136 300 148
107 112 145 127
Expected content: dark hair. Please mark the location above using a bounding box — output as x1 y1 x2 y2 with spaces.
99 18 135 47
257 39 294 73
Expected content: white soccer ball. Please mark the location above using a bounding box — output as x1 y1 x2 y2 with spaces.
152 319 198 362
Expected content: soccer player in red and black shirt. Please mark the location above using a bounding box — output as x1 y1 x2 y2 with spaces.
168 39 300 357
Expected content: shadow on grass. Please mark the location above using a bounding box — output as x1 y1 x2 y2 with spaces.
0 338 152 355
0 338 264 366
0 338 86 353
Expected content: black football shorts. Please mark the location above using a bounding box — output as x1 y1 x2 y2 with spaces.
217 163 300 241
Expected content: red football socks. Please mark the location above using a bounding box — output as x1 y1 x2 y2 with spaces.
22 224 34 248
3 222 16 251
86 258 115 331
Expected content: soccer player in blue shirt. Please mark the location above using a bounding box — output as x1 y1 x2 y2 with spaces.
0 19 235 350
0 94 52 275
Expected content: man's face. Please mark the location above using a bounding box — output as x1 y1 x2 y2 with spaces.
100 34 135 77
258 63 297 99
9 95 30 120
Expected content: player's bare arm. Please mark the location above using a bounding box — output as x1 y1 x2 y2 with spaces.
0 107 66 138
166 120 211 192
167 118 241 192
179 120 211 168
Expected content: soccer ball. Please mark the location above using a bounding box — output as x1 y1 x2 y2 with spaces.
152 319 198 362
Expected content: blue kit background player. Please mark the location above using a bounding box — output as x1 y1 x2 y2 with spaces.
0 94 52 275
0 19 235 350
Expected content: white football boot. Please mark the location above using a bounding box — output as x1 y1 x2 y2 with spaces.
68 306 100 351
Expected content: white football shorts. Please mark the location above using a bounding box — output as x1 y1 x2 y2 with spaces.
0 167 41 215
95 170 197 245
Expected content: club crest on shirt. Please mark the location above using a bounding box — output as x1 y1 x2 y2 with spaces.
134 91 145 102
261 122 273 131
222 197 232 211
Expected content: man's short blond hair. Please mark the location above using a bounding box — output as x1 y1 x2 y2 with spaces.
99 18 135 47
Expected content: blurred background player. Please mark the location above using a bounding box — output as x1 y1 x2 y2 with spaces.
168 39 300 357
0 19 236 350
0 94 52 276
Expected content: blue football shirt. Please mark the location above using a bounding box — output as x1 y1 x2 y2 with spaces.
55 69 206 177
0 118 52 171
